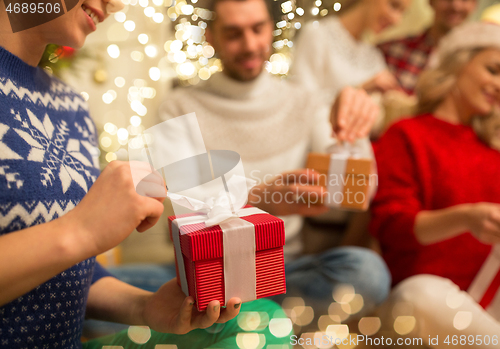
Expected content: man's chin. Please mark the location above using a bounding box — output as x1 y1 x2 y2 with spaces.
226 66 264 82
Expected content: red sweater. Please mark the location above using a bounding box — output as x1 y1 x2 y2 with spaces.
370 114 500 290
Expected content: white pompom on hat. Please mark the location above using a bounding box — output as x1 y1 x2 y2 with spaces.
428 21 500 68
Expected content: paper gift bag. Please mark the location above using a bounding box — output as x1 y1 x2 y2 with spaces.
306 144 376 211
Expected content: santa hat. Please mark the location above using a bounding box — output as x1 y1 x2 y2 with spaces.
428 21 500 68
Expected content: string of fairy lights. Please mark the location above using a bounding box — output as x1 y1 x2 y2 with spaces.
77 0 343 164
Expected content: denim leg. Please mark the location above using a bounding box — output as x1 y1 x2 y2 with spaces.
106 263 177 292
273 247 391 318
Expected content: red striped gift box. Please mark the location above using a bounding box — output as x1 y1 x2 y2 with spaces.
168 207 286 311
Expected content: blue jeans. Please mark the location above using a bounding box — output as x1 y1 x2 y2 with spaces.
84 247 390 337
278 246 390 318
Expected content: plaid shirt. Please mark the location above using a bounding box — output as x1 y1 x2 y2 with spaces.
378 30 436 95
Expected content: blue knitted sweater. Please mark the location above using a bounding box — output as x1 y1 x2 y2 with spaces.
0 46 111 349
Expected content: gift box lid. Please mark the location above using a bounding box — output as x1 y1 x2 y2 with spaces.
168 207 285 262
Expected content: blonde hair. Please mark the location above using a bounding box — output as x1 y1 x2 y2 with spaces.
415 48 482 115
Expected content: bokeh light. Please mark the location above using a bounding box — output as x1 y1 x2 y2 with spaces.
268 318 292 338
358 317 381 336
127 326 151 344
114 77 126 88
236 333 265 349
124 20 136 32
332 284 355 304
453 311 472 330
107 44 120 59
393 316 416 335
237 312 263 332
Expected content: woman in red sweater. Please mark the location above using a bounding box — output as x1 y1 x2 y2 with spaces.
371 22 500 347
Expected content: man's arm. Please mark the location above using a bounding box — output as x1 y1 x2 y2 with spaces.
0 161 165 307
86 276 241 334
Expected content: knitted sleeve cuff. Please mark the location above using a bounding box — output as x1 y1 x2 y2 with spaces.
91 261 115 284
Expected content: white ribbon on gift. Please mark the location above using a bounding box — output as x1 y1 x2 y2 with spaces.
468 244 500 320
326 142 371 208
168 175 256 227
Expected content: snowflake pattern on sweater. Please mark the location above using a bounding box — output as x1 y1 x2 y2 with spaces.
0 46 106 349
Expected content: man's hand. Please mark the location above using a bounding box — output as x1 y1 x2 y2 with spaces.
331 86 380 143
142 279 241 334
248 169 329 217
65 161 166 256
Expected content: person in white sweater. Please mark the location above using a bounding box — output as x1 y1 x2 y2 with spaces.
291 0 410 100
151 0 391 318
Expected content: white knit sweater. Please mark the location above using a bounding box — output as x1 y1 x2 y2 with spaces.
291 16 387 100
160 72 338 257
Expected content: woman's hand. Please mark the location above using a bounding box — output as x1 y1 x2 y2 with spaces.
331 86 380 142
415 203 500 245
141 279 241 334
361 70 401 93
464 203 500 245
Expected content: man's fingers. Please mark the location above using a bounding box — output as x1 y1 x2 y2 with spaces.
288 185 328 208
136 198 164 232
216 297 241 323
177 297 195 332
193 300 220 329
129 161 165 187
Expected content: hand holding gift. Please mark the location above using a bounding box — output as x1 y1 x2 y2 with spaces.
464 202 500 245
330 86 380 143
129 114 286 312
139 278 241 334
